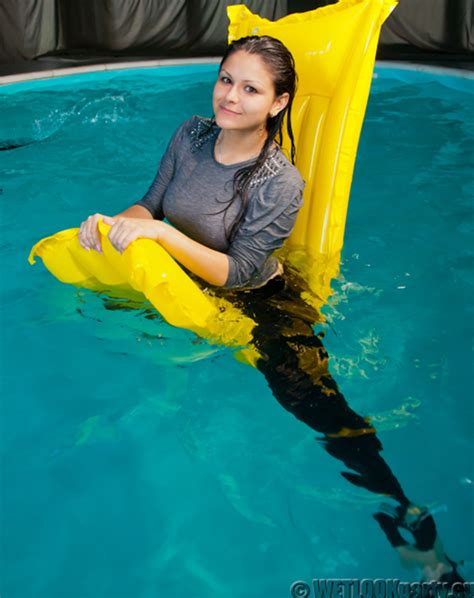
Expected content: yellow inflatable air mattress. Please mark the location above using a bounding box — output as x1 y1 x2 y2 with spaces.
29 0 397 344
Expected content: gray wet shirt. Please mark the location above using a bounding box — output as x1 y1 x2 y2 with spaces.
135 115 305 289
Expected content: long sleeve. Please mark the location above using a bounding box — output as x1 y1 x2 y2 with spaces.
133 115 305 290
224 173 304 288
134 119 189 219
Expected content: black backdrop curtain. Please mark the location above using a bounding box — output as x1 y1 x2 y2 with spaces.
0 0 472 66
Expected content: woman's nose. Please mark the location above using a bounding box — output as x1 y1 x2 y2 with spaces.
225 84 239 103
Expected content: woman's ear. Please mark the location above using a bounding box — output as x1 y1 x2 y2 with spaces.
270 92 290 118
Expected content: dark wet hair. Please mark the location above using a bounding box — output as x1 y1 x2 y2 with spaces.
204 35 298 242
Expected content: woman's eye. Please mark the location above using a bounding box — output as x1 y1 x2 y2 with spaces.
245 85 257 94
220 76 231 84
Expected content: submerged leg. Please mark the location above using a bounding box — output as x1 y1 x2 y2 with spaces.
233 274 408 504
228 273 464 582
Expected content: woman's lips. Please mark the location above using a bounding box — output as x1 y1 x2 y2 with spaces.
219 105 240 115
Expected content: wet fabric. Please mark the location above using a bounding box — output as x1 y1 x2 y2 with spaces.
135 116 304 289
221 271 410 504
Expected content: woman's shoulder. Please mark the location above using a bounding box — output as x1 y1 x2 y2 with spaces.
251 146 305 195
163 116 217 159
176 114 212 133
172 115 217 152
242 148 305 225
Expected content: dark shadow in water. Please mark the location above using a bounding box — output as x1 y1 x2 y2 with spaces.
0 139 38 151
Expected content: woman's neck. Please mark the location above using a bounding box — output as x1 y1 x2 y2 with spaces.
214 127 268 165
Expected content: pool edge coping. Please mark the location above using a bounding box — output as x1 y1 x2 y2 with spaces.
375 60 474 79
0 57 222 86
0 57 473 86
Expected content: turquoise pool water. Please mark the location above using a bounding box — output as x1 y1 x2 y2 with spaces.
0 64 473 597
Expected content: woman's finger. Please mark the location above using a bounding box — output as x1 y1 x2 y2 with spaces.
108 222 139 253
92 213 104 252
107 222 124 252
111 225 132 253
79 218 93 250
107 219 159 253
106 220 121 247
79 213 104 252
119 230 140 252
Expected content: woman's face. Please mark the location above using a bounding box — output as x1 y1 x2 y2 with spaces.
213 50 288 132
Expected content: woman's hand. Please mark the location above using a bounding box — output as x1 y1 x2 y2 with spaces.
106 217 163 253
79 213 110 252
79 208 229 286
78 206 155 253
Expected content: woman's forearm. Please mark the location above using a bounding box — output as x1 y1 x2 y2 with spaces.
114 204 154 219
82 205 229 286
156 221 229 287
105 216 230 287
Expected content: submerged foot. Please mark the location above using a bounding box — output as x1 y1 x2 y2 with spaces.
373 502 465 584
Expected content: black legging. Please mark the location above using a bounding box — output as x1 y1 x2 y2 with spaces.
102 269 463 581
223 272 409 504
220 270 463 576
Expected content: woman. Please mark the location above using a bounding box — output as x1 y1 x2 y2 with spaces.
79 36 303 290
79 36 463 584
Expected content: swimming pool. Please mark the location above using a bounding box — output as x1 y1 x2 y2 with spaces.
0 64 472 597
